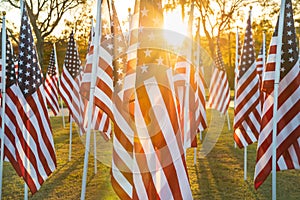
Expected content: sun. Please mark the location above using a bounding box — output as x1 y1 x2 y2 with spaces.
163 7 188 47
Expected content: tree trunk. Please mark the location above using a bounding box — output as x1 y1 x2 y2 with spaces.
36 36 45 72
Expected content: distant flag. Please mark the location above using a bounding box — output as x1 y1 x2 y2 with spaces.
233 12 261 148
256 46 264 82
173 56 207 149
59 32 85 133
254 0 300 189
16 5 57 193
208 43 230 115
132 0 193 198
44 46 60 116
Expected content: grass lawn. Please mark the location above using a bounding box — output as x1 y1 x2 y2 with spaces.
2 108 300 199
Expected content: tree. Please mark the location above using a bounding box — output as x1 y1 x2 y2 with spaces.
5 0 86 69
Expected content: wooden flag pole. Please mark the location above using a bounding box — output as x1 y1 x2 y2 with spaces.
69 117 73 161
272 0 285 199
53 43 65 128
0 12 7 200
80 0 102 198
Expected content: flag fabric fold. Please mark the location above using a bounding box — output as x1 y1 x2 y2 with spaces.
44 46 60 116
208 43 230 115
254 0 300 189
59 32 85 134
233 13 261 148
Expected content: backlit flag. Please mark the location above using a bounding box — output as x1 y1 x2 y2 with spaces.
16 5 57 193
254 0 300 189
80 0 114 138
233 13 261 148
173 56 207 150
208 43 230 115
110 0 135 198
44 46 60 116
59 32 85 133
0 35 22 176
132 0 193 198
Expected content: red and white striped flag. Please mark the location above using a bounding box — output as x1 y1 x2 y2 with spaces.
233 13 261 148
59 32 85 133
254 0 300 189
109 0 134 198
44 46 60 116
256 46 264 82
173 56 207 149
208 44 230 115
14 5 57 193
132 0 193 198
0 36 22 176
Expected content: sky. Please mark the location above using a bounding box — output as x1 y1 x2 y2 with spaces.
0 0 290 38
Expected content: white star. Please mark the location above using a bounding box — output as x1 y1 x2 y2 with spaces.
26 63 30 68
26 54 31 60
286 3 291 8
105 33 112 40
148 32 155 41
107 43 113 50
156 57 164 65
281 59 285 63
288 48 293 54
117 79 123 85
288 40 293 45
20 51 24 57
25 71 30 76
117 57 123 64
152 17 160 26
102 23 109 30
25 80 29 85
22 25 26 30
141 7 149 17
280 67 285 72
287 21 292 27
117 68 123 75
287 12 291 18
289 57 294 62
287 30 292 36
118 46 123 53
144 49 152 57
141 64 148 73
24 88 29 94
21 34 25 39
20 43 25 48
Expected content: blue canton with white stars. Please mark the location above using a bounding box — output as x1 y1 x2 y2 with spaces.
273 1 299 79
239 14 255 78
18 6 42 97
64 32 81 79
47 48 57 77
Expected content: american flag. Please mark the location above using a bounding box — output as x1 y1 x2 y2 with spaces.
132 0 193 198
44 46 60 116
256 46 264 82
254 0 300 189
59 32 85 133
0 35 22 176
208 43 230 115
110 0 135 198
15 5 57 193
173 56 207 150
233 13 261 148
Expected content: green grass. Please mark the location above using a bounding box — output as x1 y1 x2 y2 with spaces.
2 109 300 199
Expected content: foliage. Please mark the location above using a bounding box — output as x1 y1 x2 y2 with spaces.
4 0 87 70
